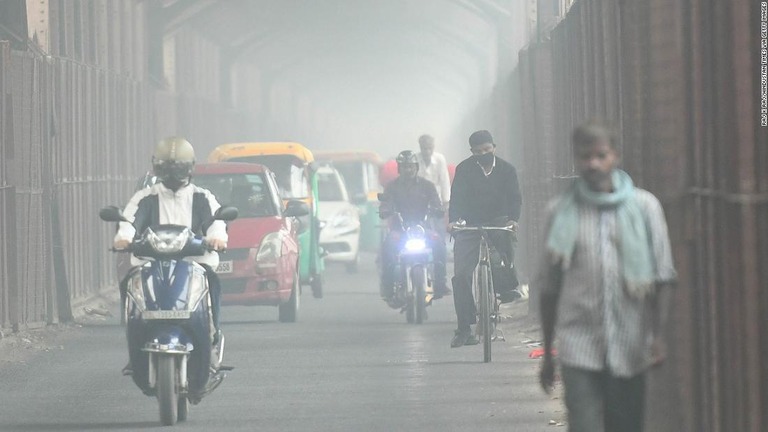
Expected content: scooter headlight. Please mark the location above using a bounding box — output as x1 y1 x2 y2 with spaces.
146 228 191 253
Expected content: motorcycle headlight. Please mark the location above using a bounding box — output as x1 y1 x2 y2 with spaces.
146 228 191 253
256 232 283 263
404 225 427 252
331 209 357 228
404 238 427 252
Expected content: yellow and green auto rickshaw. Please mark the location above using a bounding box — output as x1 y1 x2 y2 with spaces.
208 142 325 298
314 151 383 252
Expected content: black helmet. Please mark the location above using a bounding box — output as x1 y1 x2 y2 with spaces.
152 137 195 188
396 150 419 166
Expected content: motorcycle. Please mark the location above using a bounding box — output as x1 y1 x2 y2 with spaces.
100 205 237 426
378 193 440 324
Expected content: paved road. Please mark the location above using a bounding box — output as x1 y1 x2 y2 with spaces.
0 255 562 431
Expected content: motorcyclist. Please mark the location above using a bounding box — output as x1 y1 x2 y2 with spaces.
378 150 450 307
114 137 228 374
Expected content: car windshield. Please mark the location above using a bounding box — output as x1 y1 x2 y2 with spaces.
331 162 364 197
227 155 308 199
317 171 345 202
194 173 277 218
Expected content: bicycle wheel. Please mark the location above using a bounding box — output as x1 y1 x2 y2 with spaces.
479 263 492 363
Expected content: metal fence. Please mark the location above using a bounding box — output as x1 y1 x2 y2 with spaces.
0 38 249 331
517 0 767 430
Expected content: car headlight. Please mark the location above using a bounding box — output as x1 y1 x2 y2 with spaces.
256 232 283 263
146 228 190 253
331 209 357 228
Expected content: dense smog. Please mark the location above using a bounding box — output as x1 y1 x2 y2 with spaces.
0 1 765 431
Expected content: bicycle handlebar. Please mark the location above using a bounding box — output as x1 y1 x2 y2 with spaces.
451 225 517 233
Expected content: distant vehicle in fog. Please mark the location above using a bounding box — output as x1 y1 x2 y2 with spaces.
315 150 383 252
315 164 362 273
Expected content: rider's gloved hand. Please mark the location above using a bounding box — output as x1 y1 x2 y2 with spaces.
205 237 227 251
113 239 131 250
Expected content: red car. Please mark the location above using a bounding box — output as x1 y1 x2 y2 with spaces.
193 163 309 322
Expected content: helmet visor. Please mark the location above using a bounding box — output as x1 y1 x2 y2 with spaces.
153 160 193 182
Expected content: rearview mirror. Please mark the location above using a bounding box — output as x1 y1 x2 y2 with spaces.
284 200 310 218
99 206 126 222
214 206 239 221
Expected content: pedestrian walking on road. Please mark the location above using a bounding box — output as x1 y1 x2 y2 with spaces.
538 121 677 432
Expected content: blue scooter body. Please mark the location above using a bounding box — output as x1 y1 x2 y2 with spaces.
124 259 214 401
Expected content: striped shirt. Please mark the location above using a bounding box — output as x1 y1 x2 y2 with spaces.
540 188 676 377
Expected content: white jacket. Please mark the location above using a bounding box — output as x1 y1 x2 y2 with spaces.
115 182 228 267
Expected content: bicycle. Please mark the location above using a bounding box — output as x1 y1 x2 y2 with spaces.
452 222 517 363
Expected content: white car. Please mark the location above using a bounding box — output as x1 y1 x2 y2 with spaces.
316 165 362 272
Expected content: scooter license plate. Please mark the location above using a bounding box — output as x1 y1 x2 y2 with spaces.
143 310 192 320
216 261 233 274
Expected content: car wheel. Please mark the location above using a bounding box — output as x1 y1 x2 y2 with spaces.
279 269 300 323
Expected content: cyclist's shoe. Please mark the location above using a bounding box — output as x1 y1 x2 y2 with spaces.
464 334 480 345
121 361 133 376
498 285 530 303
384 295 404 309
498 289 522 304
451 329 473 348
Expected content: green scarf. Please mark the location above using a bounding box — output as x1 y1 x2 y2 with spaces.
546 170 655 298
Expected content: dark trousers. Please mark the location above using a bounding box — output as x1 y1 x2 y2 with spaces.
562 366 646 432
452 231 515 331
380 230 447 295
119 264 222 331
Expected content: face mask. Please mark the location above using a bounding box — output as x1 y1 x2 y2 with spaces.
473 152 495 166
162 178 187 191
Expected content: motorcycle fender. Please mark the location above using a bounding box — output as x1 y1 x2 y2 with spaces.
141 326 194 354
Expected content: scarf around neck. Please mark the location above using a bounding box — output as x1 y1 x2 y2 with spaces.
546 170 655 298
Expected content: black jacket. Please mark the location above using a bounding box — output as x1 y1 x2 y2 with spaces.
448 156 522 225
380 176 442 225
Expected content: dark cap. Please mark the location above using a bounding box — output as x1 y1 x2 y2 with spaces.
468 130 494 147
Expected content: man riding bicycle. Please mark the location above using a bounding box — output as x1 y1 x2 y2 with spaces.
448 130 522 348
379 150 450 308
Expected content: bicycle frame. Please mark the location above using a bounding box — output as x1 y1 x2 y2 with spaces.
453 224 515 362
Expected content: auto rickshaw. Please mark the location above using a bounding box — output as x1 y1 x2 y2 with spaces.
314 150 383 252
208 142 325 298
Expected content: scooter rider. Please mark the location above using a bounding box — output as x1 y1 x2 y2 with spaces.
114 137 228 373
379 150 450 307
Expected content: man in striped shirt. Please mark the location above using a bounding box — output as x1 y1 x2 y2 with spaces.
538 122 676 432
